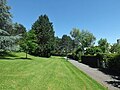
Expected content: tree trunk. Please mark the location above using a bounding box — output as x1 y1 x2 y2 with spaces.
25 45 28 59
26 51 27 59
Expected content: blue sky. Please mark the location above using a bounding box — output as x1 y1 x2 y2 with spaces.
8 0 120 44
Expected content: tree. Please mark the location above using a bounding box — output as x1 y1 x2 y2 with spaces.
110 43 120 54
70 28 81 48
0 29 21 52
98 38 109 53
32 15 55 57
70 28 96 55
0 0 21 53
82 30 96 46
85 46 102 55
20 30 38 58
52 36 62 56
61 35 73 55
7 23 26 36
0 0 12 31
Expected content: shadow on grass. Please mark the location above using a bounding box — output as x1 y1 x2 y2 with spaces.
0 52 17 57
0 57 32 60
0 57 13 60
14 57 32 60
0 52 17 60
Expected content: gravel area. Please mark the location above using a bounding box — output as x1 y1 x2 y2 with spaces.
69 60 120 90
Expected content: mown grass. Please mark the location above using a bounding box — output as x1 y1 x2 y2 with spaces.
0 52 107 90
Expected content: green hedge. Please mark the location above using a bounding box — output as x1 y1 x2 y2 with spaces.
96 53 120 74
81 55 99 68
68 51 120 74
107 54 120 74
67 52 81 61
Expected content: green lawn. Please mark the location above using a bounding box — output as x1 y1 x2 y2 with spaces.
0 52 107 90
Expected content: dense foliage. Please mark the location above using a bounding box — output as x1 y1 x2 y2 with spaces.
70 28 96 55
52 37 62 56
110 43 120 53
68 28 96 61
96 53 120 75
0 0 12 31
0 0 22 53
20 30 37 58
52 35 73 56
85 46 102 55
0 29 21 52
98 38 109 53
31 15 55 57
7 23 26 36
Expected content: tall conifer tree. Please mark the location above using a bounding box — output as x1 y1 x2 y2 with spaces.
0 0 12 30
32 15 55 57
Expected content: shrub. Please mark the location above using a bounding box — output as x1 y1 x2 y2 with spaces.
85 46 102 55
96 53 116 68
96 53 120 74
107 54 120 74
67 49 82 62
81 55 99 68
67 52 78 60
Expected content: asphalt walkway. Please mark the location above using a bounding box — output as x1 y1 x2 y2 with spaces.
69 60 119 90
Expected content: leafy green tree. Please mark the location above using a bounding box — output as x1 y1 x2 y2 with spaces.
70 28 81 48
61 35 73 55
32 15 55 57
110 43 120 54
53 35 73 56
20 30 38 58
85 46 102 55
52 36 62 56
80 30 96 47
98 38 109 53
70 28 96 54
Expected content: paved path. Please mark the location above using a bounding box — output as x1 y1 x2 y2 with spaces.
69 60 119 90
